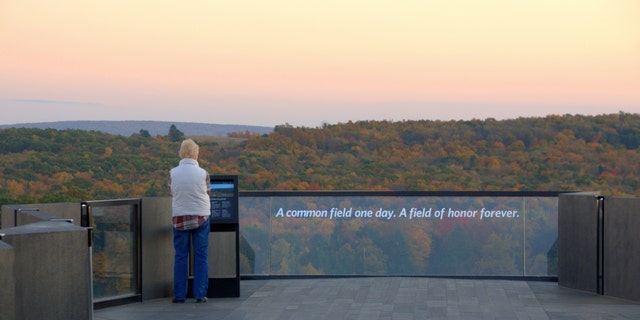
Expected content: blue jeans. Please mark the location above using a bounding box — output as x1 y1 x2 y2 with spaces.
173 218 210 300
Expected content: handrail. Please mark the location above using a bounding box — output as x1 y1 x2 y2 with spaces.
240 190 566 197
14 208 40 227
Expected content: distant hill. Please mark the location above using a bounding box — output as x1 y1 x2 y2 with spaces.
0 120 273 136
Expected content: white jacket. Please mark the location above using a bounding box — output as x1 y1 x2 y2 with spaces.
170 158 211 217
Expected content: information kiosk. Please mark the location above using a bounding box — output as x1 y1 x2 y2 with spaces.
207 174 240 297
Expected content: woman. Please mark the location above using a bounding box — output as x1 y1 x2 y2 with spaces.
169 139 211 303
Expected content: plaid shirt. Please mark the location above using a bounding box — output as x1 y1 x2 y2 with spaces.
173 215 208 231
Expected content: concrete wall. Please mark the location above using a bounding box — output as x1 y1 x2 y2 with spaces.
559 193 640 303
140 197 174 301
557 193 600 293
0 221 91 320
603 196 640 302
0 241 15 320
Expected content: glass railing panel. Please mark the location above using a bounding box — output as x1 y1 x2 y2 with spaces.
421 196 525 276
239 192 559 277
523 196 558 276
238 196 272 275
83 199 140 302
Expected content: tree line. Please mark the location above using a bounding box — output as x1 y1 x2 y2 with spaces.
1 112 640 206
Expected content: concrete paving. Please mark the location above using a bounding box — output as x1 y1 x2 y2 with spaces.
94 277 640 320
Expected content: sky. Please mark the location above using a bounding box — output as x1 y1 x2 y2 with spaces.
1 0 639 128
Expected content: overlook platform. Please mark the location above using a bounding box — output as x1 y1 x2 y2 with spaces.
94 277 640 320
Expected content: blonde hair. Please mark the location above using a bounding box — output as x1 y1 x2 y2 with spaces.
179 139 199 159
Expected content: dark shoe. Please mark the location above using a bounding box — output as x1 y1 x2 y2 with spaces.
195 297 208 303
172 298 185 303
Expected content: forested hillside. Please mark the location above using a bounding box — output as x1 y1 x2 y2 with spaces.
1 113 640 206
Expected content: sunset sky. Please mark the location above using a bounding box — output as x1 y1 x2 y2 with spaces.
1 0 639 127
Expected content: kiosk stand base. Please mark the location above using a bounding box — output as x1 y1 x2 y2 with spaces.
186 223 240 298
208 278 240 298
187 277 240 298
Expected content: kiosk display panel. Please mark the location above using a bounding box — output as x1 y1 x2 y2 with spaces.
209 175 239 224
